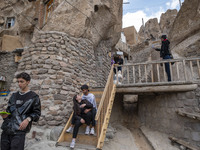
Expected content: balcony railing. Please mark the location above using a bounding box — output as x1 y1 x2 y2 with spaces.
114 57 200 85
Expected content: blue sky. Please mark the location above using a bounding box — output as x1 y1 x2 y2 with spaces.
123 0 185 32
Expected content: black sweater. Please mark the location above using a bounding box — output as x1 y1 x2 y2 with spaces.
155 39 170 58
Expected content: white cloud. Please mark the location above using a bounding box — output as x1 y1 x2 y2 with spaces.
166 0 180 9
123 0 129 3
123 8 165 32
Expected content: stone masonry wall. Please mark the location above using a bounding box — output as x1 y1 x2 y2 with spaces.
94 40 111 87
7 31 104 126
0 52 18 90
138 85 200 148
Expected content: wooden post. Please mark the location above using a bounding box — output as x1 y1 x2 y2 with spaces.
116 67 118 84
122 65 124 83
133 66 135 83
151 64 154 82
144 64 147 83
197 59 200 78
176 62 180 81
190 60 194 79
127 66 130 84
156 63 160 82
163 63 166 81
169 62 173 81
139 65 141 83
183 60 187 81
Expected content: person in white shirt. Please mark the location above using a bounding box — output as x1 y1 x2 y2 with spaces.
81 84 97 135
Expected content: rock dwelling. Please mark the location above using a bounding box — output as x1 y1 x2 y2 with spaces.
0 0 200 149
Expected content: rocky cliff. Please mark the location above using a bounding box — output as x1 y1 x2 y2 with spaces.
138 9 177 41
42 0 122 47
168 0 200 58
160 9 177 35
0 0 38 47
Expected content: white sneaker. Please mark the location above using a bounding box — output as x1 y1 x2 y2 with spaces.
70 141 75 148
90 127 95 135
66 126 73 133
85 126 90 135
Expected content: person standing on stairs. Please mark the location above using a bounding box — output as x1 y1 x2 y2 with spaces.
154 35 172 82
81 84 97 135
69 95 93 148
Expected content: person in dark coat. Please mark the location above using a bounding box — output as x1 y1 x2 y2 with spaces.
155 35 171 81
0 72 41 150
69 95 93 148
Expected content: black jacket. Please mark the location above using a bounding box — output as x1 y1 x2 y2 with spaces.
1 91 41 134
74 99 93 116
117 58 123 65
155 39 170 58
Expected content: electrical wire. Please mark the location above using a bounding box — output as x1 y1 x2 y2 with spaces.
64 0 103 39
5 0 107 38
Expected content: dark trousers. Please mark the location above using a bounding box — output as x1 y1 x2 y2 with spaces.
1 131 26 150
114 67 122 74
91 108 96 127
72 111 92 138
163 55 171 81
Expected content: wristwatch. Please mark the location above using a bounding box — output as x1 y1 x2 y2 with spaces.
26 117 32 122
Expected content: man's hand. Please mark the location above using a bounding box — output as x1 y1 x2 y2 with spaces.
84 109 91 114
0 114 9 119
19 119 29 130
80 104 86 108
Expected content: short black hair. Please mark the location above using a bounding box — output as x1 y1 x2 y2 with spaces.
16 72 31 81
81 84 89 91
161 35 167 39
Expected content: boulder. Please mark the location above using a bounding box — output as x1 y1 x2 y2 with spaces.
49 126 63 141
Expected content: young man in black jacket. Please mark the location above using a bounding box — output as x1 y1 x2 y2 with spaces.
0 72 41 150
155 35 171 81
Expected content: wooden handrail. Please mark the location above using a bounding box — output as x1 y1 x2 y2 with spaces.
115 57 200 85
95 65 114 120
95 65 116 149
117 57 200 67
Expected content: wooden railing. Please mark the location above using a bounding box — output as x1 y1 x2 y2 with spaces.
115 57 200 85
95 65 116 149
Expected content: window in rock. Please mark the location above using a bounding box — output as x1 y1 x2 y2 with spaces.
94 5 99 12
6 17 15 29
45 0 54 23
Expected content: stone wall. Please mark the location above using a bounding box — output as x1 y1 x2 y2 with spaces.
94 40 111 87
6 31 110 126
0 51 18 90
138 86 200 148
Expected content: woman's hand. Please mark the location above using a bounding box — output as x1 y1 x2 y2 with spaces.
84 109 91 114
80 104 86 108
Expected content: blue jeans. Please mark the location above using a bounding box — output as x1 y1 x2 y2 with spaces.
163 55 171 81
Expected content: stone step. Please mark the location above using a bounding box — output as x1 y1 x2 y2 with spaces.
57 142 96 150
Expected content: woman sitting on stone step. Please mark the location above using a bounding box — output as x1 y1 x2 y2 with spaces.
67 95 93 148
